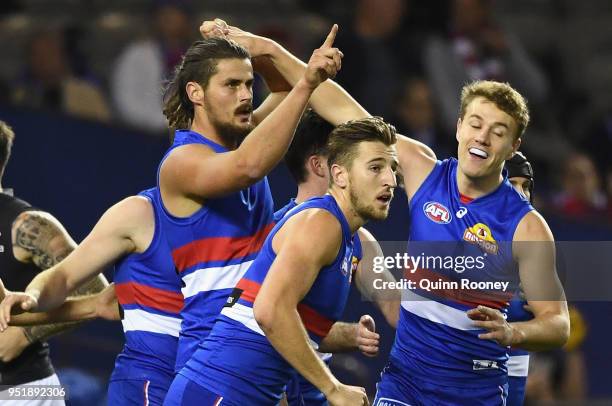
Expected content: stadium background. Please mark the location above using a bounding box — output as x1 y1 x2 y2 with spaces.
1 0 611 404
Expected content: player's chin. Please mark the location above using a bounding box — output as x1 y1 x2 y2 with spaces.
371 207 390 221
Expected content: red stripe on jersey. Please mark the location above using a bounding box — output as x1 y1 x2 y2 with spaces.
115 282 184 313
404 268 512 309
172 223 275 273
297 303 334 338
235 278 261 303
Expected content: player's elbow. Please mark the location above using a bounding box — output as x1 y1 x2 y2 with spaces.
253 299 277 334
555 314 571 347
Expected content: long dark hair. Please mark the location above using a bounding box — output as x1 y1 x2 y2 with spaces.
162 38 250 130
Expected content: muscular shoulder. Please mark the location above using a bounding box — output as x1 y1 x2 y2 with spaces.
160 143 216 176
103 195 154 234
513 210 554 242
357 227 375 243
275 208 344 265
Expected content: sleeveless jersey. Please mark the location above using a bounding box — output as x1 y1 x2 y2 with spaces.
162 130 274 371
0 192 54 386
179 195 357 404
392 158 533 387
274 197 363 360
111 188 183 386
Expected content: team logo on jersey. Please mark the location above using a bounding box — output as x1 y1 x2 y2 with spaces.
463 223 499 254
423 201 452 224
0 231 4 253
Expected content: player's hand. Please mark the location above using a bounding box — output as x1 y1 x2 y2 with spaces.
0 327 30 362
326 383 369 406
95 283 121 321
0 291 39 331
467 305 517 346
303 24 343 90
356 315 380 357
200 19 268 57
200 18 229 38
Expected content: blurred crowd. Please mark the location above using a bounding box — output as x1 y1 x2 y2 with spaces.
1 0 611 223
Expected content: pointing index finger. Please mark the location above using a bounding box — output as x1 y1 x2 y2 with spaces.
321 24 338 48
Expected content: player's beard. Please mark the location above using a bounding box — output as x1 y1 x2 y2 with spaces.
204 99 253 148
213 118 253 148
348 181 387 221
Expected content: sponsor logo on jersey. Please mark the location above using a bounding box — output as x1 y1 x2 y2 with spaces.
423 201 452 224
463 223 499 254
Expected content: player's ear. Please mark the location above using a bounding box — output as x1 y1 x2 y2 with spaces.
330 163 348 188
509 137 522 160
186 81 204 106
455 118 462 143
308 155 327 178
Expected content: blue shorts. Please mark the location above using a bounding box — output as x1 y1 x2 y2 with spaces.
108 378 170 406
506 376 527 406
374 363 508 406
285 372 328 406
163 373 237 406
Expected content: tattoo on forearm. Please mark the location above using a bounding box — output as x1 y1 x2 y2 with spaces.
23 322 79 343
23 275 108 343
14 212 74 270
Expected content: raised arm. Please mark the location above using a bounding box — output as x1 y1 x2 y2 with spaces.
201 21 366 127
161 26 342 200
253 210 368 405
0 196 150 330
468 211 570 351
201 20 437 199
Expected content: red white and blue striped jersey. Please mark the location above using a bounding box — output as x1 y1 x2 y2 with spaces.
161 130 274 371
179 195 358 404
111 187 183 385
392 158 533 387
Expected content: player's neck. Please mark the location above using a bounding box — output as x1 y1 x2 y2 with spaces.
190 116 236 150
295 181 327 204
329 189 365 233
456 170 504 199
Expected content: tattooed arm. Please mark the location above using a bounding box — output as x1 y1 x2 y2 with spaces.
11 210 108 343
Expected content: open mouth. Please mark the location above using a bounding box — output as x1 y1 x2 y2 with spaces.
377 192 393 204
235 105 253 119
468 147 488 160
